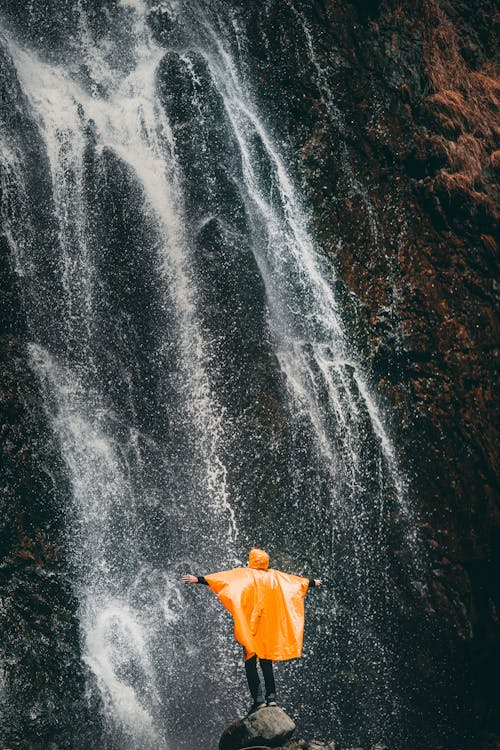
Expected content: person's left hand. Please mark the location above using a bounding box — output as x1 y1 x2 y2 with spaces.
182 574 198 584
314 579 323 587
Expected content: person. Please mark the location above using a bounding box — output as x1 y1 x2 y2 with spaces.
182 547 322 714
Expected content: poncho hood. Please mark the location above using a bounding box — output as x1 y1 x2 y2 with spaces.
248 548 269 570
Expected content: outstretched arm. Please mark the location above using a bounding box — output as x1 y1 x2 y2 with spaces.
182 574 208 585
308 578 323 590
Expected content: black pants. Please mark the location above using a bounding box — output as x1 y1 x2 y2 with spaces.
244 654 276 702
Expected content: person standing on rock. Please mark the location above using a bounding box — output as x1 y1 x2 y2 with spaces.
182 548 322 714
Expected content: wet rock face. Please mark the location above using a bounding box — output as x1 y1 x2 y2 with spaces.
222 0 498 745
237 0 498 552
325 5 499 744
257 0 499 744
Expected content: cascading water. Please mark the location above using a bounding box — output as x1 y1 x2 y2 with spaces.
0 1 424 748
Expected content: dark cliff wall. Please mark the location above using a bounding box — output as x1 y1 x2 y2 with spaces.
312 3 499 743
235 0 498 744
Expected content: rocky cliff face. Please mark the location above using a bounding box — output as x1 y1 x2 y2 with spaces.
165 0 499 744
234 0 499 744
0 1 498 749
312 3 499 744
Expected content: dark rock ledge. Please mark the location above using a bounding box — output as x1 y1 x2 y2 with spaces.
219 706 387 750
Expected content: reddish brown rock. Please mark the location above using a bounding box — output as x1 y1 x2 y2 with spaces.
289 1 499 743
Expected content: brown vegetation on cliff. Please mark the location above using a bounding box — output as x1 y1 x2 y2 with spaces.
421 0 499 229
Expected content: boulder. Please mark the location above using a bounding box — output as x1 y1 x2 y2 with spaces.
278 741 338 750
219 706 296 750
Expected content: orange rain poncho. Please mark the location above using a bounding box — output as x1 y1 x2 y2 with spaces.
204 549 310 661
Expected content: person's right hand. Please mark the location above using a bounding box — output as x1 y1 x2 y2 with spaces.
182 574 198 584
314 579 323 587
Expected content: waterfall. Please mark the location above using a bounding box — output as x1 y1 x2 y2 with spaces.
0 1 423 748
